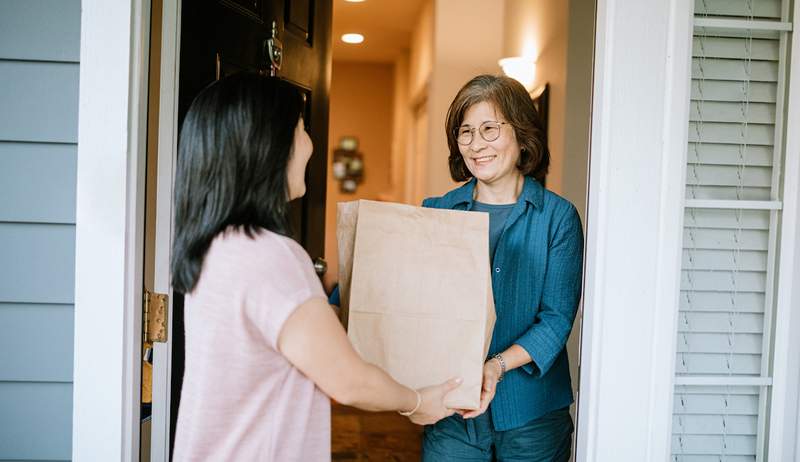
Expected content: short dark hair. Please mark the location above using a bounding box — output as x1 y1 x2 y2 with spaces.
445 74 549 183
171 73 304 294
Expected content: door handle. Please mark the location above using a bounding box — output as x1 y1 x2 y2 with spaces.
265 20 283 75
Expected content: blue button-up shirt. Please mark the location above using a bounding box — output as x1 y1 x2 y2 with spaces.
423 176 584 431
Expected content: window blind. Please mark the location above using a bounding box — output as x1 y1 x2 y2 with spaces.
673 0 792 460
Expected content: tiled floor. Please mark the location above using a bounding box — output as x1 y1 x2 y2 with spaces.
332 403 424 461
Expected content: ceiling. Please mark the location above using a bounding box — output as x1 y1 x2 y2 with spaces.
331 0 427 63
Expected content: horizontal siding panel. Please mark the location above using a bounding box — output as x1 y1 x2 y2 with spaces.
685 185 771 201
694 0 782 18
0 382 71 460
0 142 76 224
692 58 779 83
676 332 762 354
678 312 763 334
680 291 765 313
692 36 780 61
689 100 775 124
673 434 757 455
683 228 769 251
0 304 73 382
674 414 757 435
682 249 767 271
692 80 776 103
687 144 773 167
0 61 79 143
688 122 775 145
681 270 766 292
674 389 760 414
673 456 755 462
0 223 75 304
685 164 772 188
684 209 770 230
692 35 780 61
676 352 762 375
0 0 80 62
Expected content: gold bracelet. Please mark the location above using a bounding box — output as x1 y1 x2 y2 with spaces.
398 389 422 416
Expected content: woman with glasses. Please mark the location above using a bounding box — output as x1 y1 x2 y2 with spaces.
170 73 461 461
420 74 584 461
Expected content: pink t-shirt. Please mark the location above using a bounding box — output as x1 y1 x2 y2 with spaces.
173 228 330 461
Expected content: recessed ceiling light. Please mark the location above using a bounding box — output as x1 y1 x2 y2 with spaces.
345 0 366 3
341 33 364 44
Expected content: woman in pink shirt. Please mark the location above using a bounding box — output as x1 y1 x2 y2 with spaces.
170 73 460 461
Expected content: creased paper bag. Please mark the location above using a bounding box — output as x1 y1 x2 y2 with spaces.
337 200 495 410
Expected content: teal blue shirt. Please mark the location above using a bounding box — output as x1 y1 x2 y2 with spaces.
423 176 584 431
471 201 515 261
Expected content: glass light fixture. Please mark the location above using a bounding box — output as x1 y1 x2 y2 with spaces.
341 33 365 44
498 57 537 91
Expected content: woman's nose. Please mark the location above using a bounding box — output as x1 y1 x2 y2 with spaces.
470 137 487 152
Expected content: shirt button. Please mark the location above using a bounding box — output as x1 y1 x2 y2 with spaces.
495 267 501 273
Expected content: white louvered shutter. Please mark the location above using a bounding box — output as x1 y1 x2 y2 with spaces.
672 0 793 461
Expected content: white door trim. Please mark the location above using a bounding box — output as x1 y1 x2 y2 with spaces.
149 0 182 459
575 0 693 460
767 0 800 458
73 0 151 460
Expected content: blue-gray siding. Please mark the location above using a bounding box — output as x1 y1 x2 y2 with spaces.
0 1 80 460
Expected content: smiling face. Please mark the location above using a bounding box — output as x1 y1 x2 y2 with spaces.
457 101 522 187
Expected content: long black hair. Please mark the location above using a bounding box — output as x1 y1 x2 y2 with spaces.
171 73 304 294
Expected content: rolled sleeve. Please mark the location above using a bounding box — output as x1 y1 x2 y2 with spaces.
515 205 584 377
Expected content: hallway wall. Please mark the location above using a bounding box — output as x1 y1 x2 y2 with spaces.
503 0 594 220
324 61 396 279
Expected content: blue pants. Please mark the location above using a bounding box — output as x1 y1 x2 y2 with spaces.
422 407 573 462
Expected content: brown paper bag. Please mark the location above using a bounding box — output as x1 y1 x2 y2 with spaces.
337 200 495 410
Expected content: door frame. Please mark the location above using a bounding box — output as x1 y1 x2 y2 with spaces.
148 0 182 460
767 0 800 457
576 0 800 461
74 0 800 460
74 0 183 460
575 0 693 459
73 0 151 460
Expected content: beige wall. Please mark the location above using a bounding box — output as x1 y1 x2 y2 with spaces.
502 0 593 220
380 0 507 203
324 61 395 279
563 0 595 222
389 51 410 203
403 0 434 205
503 0 569 197
408 0 434 102
424 0 506 199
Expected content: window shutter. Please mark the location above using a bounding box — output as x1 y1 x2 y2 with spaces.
673 0 793 460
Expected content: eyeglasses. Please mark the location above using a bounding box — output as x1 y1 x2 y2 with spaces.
455 121 508 145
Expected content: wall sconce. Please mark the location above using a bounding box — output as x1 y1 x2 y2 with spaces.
498 56 537 91
332 136 364 193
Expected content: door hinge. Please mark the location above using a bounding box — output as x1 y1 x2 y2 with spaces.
143 290 169 343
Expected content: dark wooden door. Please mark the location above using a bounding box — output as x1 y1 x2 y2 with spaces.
171 0 331 451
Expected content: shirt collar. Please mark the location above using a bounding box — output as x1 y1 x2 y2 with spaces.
446 176 544 209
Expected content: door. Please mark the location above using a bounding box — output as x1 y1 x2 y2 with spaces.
157 0 332 458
